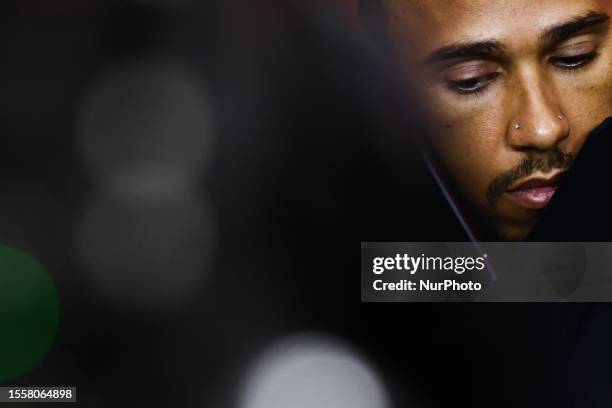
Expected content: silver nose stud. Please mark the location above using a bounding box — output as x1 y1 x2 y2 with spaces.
515 115 562 131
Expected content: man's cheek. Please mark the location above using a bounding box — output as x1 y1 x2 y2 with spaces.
560 57 612 115
435 145 491 203
562 80 612 148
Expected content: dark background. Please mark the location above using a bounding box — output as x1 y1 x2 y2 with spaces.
1 1 611 407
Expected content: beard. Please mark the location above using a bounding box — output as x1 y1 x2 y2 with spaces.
486 147 574 206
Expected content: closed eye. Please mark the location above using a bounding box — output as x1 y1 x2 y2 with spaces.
445 72 500 95
549 51 599 70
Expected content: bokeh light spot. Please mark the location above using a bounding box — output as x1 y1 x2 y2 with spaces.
240 333 389 408
77 59 214 180
76 188 213 316
0 245 60 383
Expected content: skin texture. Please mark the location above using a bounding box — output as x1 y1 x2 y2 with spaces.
383 0 612 240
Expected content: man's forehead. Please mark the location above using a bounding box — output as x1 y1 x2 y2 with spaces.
384 0 609 58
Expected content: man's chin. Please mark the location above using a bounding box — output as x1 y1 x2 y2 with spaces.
461 197 541 240
493 219 538 241
483 201 544 241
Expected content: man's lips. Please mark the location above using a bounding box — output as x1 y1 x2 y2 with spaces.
504 172 564 210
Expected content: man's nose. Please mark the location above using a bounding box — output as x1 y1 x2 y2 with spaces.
507 72 570 151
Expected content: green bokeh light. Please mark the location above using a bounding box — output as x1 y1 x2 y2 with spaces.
0 245 60 383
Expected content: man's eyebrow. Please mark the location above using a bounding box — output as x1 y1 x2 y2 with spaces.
541 11 610 45
423 12 610 64
425 40 506 64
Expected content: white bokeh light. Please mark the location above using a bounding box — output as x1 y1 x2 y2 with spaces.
75 175 214 315
76 59 213 180
74 57 216 316
240 333 390 408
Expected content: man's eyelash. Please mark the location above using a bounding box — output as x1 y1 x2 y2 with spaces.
445 73 499 95
550 51 599 70
444 51 600 95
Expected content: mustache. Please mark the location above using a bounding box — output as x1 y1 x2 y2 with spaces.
486 148 574 205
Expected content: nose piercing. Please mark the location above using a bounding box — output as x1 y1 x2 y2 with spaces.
514 123 521 129
557 114 563 120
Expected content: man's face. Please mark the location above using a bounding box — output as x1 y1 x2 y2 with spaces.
384 0 612 240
